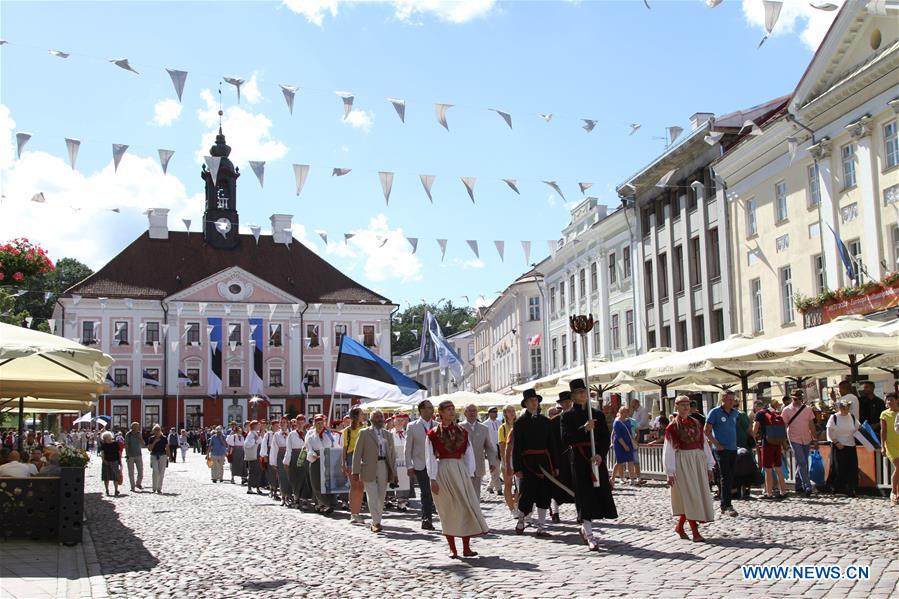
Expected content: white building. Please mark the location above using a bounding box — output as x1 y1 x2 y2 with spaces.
541 198 642 376
470 270 544 393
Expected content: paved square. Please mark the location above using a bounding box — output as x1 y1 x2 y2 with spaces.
78 455 898 598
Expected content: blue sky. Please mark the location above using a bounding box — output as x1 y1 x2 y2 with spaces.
0 1 840 308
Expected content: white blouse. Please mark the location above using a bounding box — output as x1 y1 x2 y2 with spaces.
826 413 859 446
283 430 306 465
425 436 476 481
662 434 715 477
304 429 336 463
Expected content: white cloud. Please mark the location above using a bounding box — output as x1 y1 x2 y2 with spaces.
282 0 339 25
151 98 183 127
342 109 374 133
451 257 485 269
392 0 497 23
741 0 843 51
0 104 200 270
242 72 264 105
196 89 288 166
324 214 423 282
283 0 496 25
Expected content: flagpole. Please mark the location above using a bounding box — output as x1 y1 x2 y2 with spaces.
570 315 600 488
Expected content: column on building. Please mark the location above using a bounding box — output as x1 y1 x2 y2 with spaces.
808 137 842 289
846 115 884 280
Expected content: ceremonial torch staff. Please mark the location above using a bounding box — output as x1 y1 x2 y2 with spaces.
570 314 600 488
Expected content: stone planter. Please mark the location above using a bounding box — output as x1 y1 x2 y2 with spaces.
58 467 86 545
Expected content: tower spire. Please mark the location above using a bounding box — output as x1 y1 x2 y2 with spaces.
218 81 223 133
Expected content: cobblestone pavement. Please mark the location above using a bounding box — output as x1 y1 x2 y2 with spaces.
82 454 898 598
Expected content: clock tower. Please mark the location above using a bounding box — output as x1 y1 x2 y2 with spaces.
202 127 241 249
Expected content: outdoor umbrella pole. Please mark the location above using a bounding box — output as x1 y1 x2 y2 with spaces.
17 397 24 452
571 315 600 488
741 372 750 414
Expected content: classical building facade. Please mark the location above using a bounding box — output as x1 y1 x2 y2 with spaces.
393 330 475 397
541 199 642 377
470 270 544 393
715 0 899 338
55 131 395 430
617 101 787 352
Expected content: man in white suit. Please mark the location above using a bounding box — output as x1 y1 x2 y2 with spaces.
405 399 436 530
461 404 498 497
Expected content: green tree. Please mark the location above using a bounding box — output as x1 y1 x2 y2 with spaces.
391 301 478 356
13 257 93 331
0 288 31 327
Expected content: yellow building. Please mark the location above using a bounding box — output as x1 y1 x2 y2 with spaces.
714 0 899 339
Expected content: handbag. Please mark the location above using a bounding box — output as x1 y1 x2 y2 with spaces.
206 455 213 468
809 449 825 487
115 465 124 486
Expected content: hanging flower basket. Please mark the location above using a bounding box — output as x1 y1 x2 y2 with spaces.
0 238 54 285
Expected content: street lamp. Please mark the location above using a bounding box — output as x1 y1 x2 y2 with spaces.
569 313 600 488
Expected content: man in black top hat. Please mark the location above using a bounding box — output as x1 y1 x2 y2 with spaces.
548 391 575 523
561 378 617 551
512 388 559 536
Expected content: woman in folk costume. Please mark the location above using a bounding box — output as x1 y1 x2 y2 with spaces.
426 400 490 559
663 395 716 542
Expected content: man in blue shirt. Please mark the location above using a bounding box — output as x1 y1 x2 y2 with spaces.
704 391 739 517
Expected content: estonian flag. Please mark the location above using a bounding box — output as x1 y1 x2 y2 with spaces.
854 421 880 452
335 337 427 403
177 369 193 385
142 368 161 387
826 223 856 280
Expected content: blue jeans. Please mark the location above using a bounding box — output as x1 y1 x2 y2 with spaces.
790 442 812 492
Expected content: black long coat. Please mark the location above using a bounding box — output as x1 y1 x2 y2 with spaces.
549 413 575 505
512 410 559 477
561 404 618 520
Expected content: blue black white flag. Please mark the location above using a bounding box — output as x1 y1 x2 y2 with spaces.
335 337 426 403
826 223 856 281
142 369 161 387
208 317 223 395
418 311 465 382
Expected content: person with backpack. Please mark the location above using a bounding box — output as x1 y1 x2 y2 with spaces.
826 398 860 497
781 389 818 497
753 401 789 500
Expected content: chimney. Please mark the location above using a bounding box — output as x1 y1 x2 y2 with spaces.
270 214 293 244
147 208 169 239
689 112 714 131
596 204 608 219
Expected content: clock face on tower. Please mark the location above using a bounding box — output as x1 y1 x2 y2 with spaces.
214 217 232 235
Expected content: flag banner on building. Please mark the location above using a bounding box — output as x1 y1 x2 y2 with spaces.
854 421 880 452
826 223 856 280
249 317 264 395
335 337 427 403
208 317 223 395
177 369 192 384
142 369 161 387
418 311 465 382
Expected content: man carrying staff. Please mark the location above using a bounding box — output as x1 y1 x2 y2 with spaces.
663 395 716 542
426 400 489 558
561 378 617 551
512 388 559 537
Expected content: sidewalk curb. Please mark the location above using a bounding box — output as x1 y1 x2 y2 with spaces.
81 525 109 599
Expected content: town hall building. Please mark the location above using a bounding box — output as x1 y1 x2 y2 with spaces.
54 130 396 430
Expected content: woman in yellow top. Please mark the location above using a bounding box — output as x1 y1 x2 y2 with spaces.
879 392 899 505
342 407 366 524
498 404 519 517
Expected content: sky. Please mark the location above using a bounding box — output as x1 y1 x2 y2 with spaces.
0 0 843 309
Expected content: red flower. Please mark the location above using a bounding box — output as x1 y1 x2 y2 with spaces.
0 273 5 281
12 272 24 281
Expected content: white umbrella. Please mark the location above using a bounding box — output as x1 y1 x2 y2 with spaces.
560 347 677 393
359 398 413 412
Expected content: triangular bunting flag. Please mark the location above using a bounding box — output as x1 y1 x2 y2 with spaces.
246 304 255 317
741 120 764 136
787 137 798 163
229 340 237 352
582 119 597 133
161 324 169 337
158 149 174 174
667 126 683 145
490 109 513 129
176 302 184 316
224 77 245 103
316 230 328 245
31 192 46 203
578 182 592 195
543 180 565 200
704 131 723 146
171 341 179 352
656 168 677 188
466 240 480 259
249 225 261 244
211 341 218 353
394 331 401 340
109 58 139 74
502 179 520 194
223 304 232 315
98 298 108 310
268 303 277 319
15 132 31 158
112 144 128 172
437 239 448 262
332 167 351 176
166 69 188 102
43 292 52 302
539 113 553 122
387 98 405 122
378 171 394 205
758 0 783 48
293 164 310 195
420 175 435 203
344 233 355 244
49 50 70 58
124 298 134 309
198 302 207 314
249 161 265 187
336 91 354 119
72 294 81 305
280 84 298 114
292 303 300 315
435 103 453 130
461 177 476 203
494 240 505 262
48 319 56 334
182 218 191 232
407 237 419 254
65 138 80 170
204 156 222 186
521 240 531 265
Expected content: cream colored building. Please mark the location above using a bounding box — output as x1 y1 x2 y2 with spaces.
715 0 899 339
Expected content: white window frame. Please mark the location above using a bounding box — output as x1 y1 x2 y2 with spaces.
813 254 826 294
807 163 820 207
750 278 763 334
746 198 757 236
775 180 788 222
780 266 794 325
841 143 856 189
885 120 898 170
268 323 283 347
528 296 540 321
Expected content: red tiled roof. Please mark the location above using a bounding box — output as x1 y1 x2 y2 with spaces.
65 232 391 305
